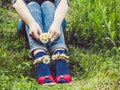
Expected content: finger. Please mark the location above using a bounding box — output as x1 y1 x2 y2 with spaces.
50 32 55 42
51 31 56 39
48 28 52 33
53 33 59 40
38 28 42 35
29 31 33 36
48 28 55 38
33 32 40 41
51 32 59 42
37 30 42 36
29 32 35 39
48 30 51 34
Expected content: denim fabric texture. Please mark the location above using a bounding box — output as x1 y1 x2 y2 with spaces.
18 1 67 53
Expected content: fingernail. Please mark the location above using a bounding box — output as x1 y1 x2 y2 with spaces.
51 38 54 41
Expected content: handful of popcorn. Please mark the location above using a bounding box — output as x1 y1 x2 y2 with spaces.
33 55 50 65
52 53 69 62
39 33 51 43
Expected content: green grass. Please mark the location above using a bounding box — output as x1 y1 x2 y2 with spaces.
66 0 120 48
0 5 120 90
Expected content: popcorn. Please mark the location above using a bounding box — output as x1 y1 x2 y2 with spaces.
33 57 43 65
60 53 69 60
52 53 69 61
52 53 60 60
43 56 50 64
33 55 50 65
39 33 51 43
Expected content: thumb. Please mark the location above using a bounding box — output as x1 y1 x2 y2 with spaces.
48 29 51 34
48 26 52 33
29 30 33 36
34 32 40 41
38 28 43 35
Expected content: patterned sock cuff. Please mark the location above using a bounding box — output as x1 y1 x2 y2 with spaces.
34 52 46 59
54 49 66 55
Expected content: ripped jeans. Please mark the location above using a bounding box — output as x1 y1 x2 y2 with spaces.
17 1 67 54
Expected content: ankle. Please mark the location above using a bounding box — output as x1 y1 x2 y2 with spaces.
33 49 47 57
53 49 66 55
34 51 46 60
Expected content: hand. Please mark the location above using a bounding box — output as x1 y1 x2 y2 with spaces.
48 23 61 41
29 22 42 41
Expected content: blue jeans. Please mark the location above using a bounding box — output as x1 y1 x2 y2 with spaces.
18 1 67 54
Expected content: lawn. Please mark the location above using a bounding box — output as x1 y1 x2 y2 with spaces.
0 2 120 90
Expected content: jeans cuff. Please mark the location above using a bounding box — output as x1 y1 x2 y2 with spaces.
30 45 47 54
49 44 68 53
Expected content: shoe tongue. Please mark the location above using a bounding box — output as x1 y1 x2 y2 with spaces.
58 78 67 83
43 78 52 83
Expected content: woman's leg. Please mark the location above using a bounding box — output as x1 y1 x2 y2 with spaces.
26 2 47 54
41 1 67 52
26 2 55 85
41 1 72 84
